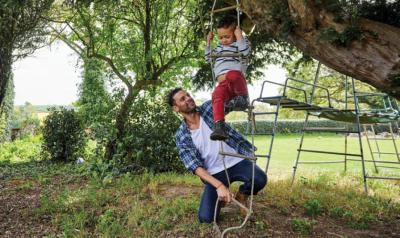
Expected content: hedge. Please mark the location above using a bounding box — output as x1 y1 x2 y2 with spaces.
228 119 399 135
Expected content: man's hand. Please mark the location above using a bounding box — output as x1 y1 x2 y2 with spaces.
234 26 243 41
216 184 233 203
207 31 214 45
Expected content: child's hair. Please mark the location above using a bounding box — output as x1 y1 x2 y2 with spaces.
217 15 237 29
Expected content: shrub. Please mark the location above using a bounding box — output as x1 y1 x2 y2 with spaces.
41 108 86 162
116 96 185 173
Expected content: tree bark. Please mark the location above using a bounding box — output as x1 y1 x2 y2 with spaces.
105 85 138 161
241 0 400 98
0 47 12 112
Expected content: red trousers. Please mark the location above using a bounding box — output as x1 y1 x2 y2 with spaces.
212 70 248 122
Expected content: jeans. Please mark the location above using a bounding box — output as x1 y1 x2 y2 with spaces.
212 70 248 122
198 159 267 223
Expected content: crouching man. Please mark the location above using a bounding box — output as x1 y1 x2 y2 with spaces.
167 88 267 223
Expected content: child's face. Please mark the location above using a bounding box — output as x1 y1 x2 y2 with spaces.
217 26 235 45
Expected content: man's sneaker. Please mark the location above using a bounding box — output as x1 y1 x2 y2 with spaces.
235 192 249 217
210 121 228 141
225 95 250 111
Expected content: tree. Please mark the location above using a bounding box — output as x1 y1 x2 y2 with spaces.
201 1 399 98
0 0 54 112
236 0 400 98
50 0 201 160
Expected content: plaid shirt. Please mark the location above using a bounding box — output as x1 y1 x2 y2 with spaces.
175 100 255 174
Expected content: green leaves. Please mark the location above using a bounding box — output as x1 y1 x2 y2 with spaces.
41 107 86 162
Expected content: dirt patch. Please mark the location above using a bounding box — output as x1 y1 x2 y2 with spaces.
0 179 54 237
158 183 202 199
0 176 87 238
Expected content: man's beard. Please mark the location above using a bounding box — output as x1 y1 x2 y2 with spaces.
184 104 196 113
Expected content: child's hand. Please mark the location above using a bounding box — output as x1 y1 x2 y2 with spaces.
207 32 214 45
234 26 243 40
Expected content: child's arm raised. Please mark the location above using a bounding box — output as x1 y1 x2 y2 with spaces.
205 31 214 63
235 27 251 57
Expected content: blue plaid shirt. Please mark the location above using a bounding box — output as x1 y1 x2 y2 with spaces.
175 100 255 174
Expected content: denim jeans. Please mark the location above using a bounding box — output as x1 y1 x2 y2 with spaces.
198 159 267 223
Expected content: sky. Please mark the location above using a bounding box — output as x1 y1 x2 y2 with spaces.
13 42 81 106
12 42 287 106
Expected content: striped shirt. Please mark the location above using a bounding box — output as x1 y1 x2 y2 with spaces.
205 38 251 78
175 100 255 174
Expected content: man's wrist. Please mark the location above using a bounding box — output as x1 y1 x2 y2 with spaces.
215 183 224 189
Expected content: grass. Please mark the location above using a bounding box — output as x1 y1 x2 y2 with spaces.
252 133 400 178
29 171 399 237
1 134 400 237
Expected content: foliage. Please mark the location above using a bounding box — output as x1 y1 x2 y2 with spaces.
231 119 353 134
342 0 400 28
291 218 315 235
319 26 363 47
304 199 323 216
41 108 86 162
115 96 185 173
0 0 54 108
0 135 42 163
0 72 14 142
51 0 201 161
77 57 115 142
10 102 41 138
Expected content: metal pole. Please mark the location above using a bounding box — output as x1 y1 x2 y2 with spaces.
364 124 379 173
291 62 321 184
351 77 368 193
344 76 349 171
265 99 280 173
389 123 400 163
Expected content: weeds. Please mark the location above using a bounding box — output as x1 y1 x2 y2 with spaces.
291 218 316 235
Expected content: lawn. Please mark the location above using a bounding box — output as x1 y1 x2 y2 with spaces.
252 133 400 178
1 134 399 237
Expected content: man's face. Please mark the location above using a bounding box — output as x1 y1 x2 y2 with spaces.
172 90 196 113
217 26 235 45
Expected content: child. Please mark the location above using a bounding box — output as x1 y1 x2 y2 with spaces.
205 15 251 141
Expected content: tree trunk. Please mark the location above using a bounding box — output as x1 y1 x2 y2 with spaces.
242 0 400 98
0 46 12 113
105 86 138 161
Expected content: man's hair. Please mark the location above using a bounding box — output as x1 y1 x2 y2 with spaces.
166 87 183 107
217 15 237 29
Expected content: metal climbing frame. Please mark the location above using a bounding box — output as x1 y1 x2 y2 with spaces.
255 62 400 193
363 122 400 176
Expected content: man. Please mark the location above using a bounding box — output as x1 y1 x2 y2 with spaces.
167 87 267 223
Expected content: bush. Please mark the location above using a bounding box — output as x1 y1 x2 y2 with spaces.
41 108 86 162
114 97 185 173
